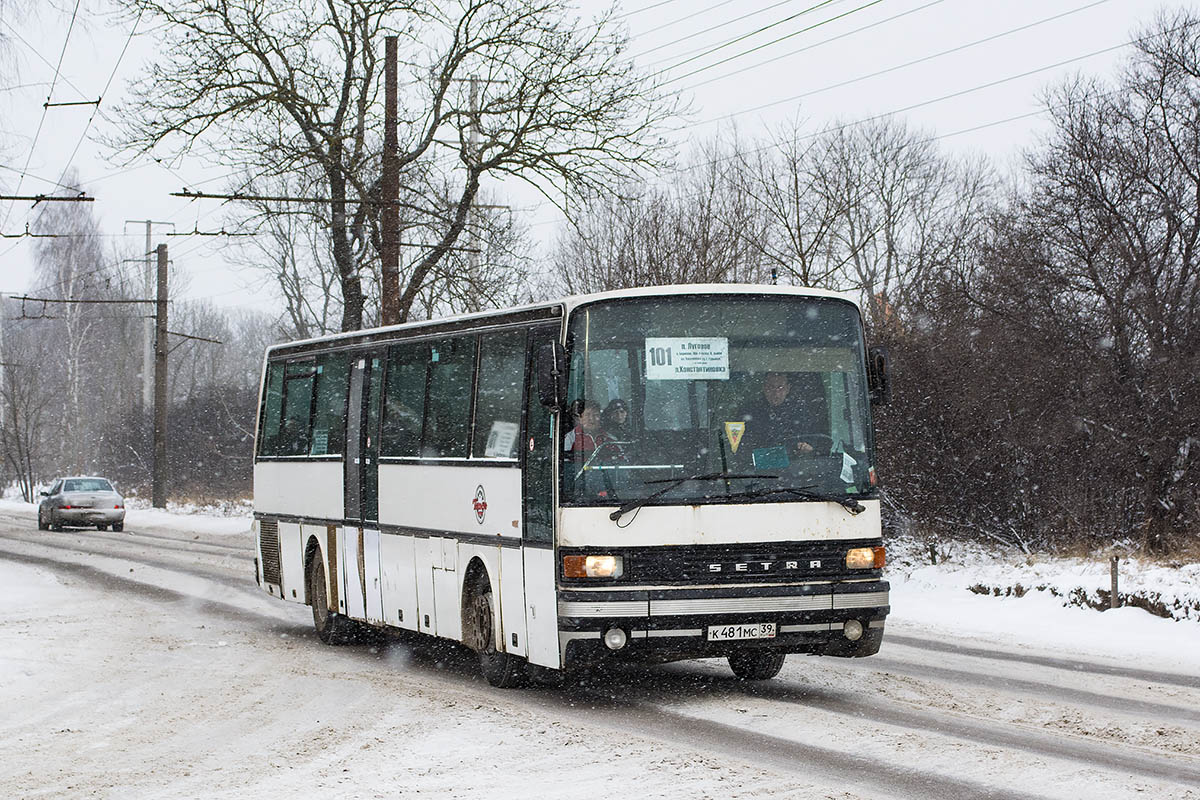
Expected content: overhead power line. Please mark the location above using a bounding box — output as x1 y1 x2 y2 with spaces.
681 0 947 91
650 0 845 72
659 0 885 83
3 0 83 230
692 0 1117 127
636 0 806 60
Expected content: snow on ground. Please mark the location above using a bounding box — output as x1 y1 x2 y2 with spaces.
883 536 1200 676
6 495 1197 674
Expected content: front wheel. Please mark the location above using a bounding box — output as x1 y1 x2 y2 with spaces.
307 554 360 645
728 650 786 680
469 574 525 688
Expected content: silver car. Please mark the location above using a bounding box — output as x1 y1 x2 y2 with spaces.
38 476 126 532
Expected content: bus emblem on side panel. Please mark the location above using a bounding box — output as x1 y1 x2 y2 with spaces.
473 485 488 524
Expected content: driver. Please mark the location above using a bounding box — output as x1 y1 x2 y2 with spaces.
737 371 824 457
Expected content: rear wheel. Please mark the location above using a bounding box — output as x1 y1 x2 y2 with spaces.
37 509 49 531
307 554 360 645
111 521 124 532
728 650 786 680
96 523 108 531
469 574 525 688
50 513 63 532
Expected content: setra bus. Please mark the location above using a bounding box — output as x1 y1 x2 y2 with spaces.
252 284 891 686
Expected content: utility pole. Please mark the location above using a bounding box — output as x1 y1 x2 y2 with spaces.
153 243 169 509
125 220 174 410
380 35 400 326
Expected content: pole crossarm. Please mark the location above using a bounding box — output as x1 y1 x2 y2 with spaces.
1 223 71 239
44 98 101 108
0 193 93 203
167 330 222 344
10 294 159 305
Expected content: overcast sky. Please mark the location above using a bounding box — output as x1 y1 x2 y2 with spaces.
0 0 1192 312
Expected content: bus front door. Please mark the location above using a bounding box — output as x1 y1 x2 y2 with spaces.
522 326 560 668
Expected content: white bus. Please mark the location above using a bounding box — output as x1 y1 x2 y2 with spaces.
252 285 891 686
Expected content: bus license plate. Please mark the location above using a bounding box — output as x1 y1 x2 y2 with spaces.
707 623 776 641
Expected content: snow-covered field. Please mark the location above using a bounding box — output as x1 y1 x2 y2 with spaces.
1 498 1197 799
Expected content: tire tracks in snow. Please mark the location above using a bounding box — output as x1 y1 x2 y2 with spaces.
4 523 1198 798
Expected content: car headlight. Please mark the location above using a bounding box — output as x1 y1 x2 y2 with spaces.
846 546 885 569
563 554 624 578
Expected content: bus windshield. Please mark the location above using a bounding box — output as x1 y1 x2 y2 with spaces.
561 295 875 507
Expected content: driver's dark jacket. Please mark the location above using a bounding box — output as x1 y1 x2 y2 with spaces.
738 398 810 451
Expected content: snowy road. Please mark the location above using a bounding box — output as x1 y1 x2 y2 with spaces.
1 510 1197 800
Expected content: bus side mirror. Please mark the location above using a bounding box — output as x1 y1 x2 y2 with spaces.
867 345 891 406
536 342 566 411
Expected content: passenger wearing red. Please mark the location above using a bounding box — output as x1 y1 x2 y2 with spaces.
563 401 602 453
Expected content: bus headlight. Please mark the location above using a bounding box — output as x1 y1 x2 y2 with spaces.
846 546 885 569
563 555 624 578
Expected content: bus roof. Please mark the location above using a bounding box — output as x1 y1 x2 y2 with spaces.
266 283 861 357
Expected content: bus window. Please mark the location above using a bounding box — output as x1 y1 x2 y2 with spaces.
473 329 526 459
257 361 285 456
309 353 350 456
424 336 476 458
382 341 429 457
279 361 317 456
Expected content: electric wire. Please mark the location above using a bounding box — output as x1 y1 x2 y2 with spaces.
2 0 82 229
691 0 1116 128
647 0 845 71
635 0 808 59
659 0 885 83
680 0 946 91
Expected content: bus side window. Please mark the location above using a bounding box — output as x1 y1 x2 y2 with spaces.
309 353 349 456
257 361 286 456
382 342 429 457
279 361 317 456
424 336 476 458
472 329 526 459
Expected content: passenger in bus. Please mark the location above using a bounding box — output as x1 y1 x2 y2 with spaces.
563 400 602 453
737 372 825 457
599 399 632 448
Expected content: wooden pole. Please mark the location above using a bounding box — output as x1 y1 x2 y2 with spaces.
380 35 400 326
152 244 169 508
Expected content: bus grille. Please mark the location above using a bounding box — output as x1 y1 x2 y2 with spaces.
259 519 281 585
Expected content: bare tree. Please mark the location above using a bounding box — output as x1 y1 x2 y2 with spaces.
111 0 677 331
553 139 765 293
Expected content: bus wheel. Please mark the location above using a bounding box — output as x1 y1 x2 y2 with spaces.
728 650 786 680
307 555 359 645
469 574 525 688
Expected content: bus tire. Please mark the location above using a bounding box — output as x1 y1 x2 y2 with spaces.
307 554 359 646
469 574 525 688
728 650 786 680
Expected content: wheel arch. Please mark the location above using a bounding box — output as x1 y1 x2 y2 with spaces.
460 556 493 652
303 534 324 607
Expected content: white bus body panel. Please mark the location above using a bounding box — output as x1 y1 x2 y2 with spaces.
558 499 882 548
253 460 343 519
363 529 383 624
278 521 304 602
522 547 558 667
376 463 525 650
377 463 522 536
379 534 418 630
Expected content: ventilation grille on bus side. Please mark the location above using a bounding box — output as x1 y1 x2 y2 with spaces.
259 519 282 586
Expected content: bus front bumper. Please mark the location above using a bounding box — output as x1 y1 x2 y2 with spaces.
556 580 889 666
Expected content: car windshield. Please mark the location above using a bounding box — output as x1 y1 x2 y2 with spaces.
63 479 115 493
560 294 875 507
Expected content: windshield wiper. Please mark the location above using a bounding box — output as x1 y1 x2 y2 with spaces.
608 472 770 523
724 486 866 515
